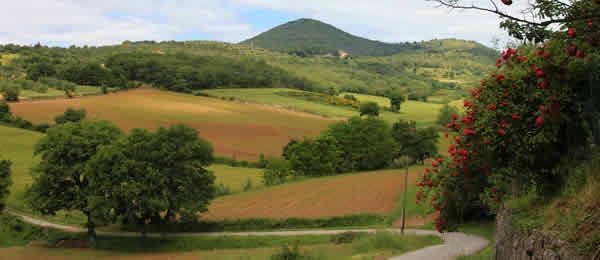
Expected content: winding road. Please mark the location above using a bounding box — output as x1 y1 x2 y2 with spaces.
7 210 489 260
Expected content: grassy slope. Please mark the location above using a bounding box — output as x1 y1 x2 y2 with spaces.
0 125 265 213
202 88 444 126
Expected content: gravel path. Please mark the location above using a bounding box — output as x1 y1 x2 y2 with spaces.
8 210 489 259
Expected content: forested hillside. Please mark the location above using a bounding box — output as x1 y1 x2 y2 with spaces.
0 19 496 101
241 18 416 56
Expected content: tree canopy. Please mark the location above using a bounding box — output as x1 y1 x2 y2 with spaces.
86 124 215 234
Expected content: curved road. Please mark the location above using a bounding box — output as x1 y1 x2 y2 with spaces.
8 210 489 260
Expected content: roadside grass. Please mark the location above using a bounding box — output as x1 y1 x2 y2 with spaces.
456 220 495 260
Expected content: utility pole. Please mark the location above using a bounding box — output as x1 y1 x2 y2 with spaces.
401 155 411 235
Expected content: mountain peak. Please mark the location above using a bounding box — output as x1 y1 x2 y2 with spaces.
241 18 412 56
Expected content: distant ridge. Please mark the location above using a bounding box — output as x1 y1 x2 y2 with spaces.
241 18 417 57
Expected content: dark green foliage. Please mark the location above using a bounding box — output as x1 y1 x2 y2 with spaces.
87 124 215 232
54 108 86 124
213 156 263 168
242 18 419 56
286 137 339 177
392 120 438 164
389 93 405 112
0 101 9 116
263 158 292 186
270 242 310 260
215 183 232 197
285 117 395 175
327 117 395 172
243 178 254 191
330 232 361 244
26 62 56 80
2 85 19 102
60 63 107 86
0 160 12 211
343 94 357 101
26 121 123 239
437 104 459 126
106 52 318 92
359 102 380 117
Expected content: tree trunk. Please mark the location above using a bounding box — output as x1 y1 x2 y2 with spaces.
85 211 96 246
511 177 520 198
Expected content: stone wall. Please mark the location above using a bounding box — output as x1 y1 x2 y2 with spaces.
494 208 589 260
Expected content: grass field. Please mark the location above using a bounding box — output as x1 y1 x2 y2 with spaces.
9 88 336 160
204 166 428 221
0 125 265 210
0 231 442 260
202 88 445 126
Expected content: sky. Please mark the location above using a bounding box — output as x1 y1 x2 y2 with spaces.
0 0 527 47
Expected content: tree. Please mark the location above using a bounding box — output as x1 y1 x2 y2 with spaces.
0 159 12 211
0 101 10 117
392 120 438 165
327 117 396 172
27 121 122 242
26 62 56 81
263 158 292 186
359 102 380 117
389 93 405 112
420 0 600 231
86 124 215 235
437 104 460 126
3 86 19 102
54 108 86 124
286 137 339 177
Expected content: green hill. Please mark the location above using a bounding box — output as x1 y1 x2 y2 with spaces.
241 18 416 56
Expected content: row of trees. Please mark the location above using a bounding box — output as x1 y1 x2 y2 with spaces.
105 52 320 93
26 120 216 241
265 116 438 184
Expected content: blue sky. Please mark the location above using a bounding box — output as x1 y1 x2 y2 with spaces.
0 1 526 47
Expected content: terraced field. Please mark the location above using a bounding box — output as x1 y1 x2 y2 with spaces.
9 88 336 160
204 166 427 220
202 88 445 126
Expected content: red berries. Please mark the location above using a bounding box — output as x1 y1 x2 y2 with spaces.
534 66 546 78
587 19 594 29
463 100 472 108
568 28 577 38
512 114 521 120
488 104 496 111
536 116 544 128
496 59 503 68
576 50 585 58
539 80 549 89
452 114 458 121
463 129 475 136
498 129 506 136
481 79 487 86
496 74 505 82
568 45 578 56
501 0 512 5
516 56 528 63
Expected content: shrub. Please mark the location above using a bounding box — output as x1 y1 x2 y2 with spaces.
215 183 232 197
54 108 86 124
359 102 380 117
263 158 292 186
270 243 312 260
330 232 361 244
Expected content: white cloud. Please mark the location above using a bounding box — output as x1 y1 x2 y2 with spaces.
0 0 527 47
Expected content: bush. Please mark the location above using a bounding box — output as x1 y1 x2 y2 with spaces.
263 158 292 186
215 183 232 197
3 86 19 102
359 102 380 117
330 232 361 244
243 178 254 191
271 243 312 260
437 104 459 126
54 108 86 124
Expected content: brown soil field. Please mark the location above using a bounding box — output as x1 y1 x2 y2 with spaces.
204 168 422 220
9 88 336 160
